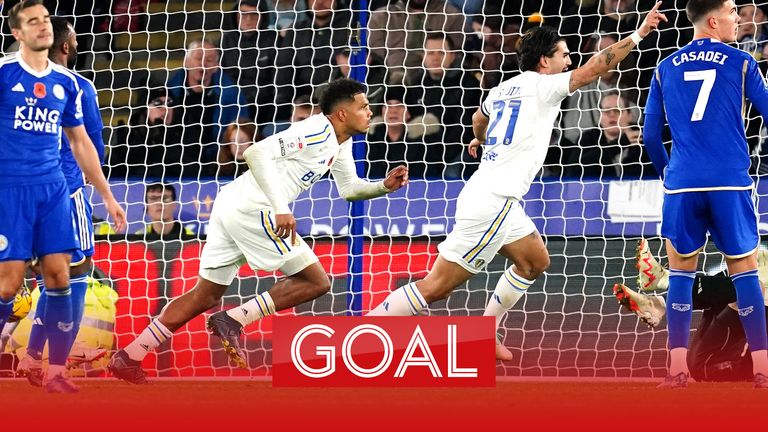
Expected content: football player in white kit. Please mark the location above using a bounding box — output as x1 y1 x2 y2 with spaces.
109 79 409 383
368 3 667 361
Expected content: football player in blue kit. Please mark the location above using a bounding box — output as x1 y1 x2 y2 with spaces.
0 0 125 393
643 0 768 389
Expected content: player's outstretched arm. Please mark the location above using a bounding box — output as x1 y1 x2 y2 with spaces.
569 1 667 92
65 125 126 232
330 142 408 200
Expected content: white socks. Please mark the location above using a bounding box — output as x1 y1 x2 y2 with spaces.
483 266 533 330
368 282 427 316
226 292 276 326
124 319 173 362
669 347 689 375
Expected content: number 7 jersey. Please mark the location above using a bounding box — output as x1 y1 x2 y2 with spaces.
645 38 768 192
471 70 572 200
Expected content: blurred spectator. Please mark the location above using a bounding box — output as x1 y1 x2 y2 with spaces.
333 47 351 79
366 86 442 178
221 0 280 126
465 14 521 89
405 32 482 165
264 0 310 31
106 89 185 179
167 39 248 177
563 91 655 178
274 0 352 120
99 0 147 33
261 93 320 136
561 32 640 146
598 0 640 36
136 184 195 239
368 0 466 85
738 4 768 59
218 119 258 179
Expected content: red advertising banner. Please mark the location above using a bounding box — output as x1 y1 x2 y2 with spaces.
273 316 496 387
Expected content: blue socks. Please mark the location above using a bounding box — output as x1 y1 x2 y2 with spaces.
0 296 13 329
68 275 88 349
731 270 768 352
28 275 89 360
43 287 73 366
666 269 696 349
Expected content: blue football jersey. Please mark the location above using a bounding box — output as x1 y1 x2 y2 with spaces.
0 54 84 186
645 38 768 191
60 72 105 193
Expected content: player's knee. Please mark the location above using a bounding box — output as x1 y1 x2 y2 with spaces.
517 256 550 280
0 285 19 301
46 272 70 289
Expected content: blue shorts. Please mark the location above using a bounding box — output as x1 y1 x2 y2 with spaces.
0 180 78 261
661 190 759 258
70 188 94 266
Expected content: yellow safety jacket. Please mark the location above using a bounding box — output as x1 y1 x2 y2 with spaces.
7 277 118 371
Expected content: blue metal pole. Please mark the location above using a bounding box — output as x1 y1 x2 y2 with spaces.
346 0 369 316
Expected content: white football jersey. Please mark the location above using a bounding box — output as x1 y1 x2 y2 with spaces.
469 70 572 199
222 114 358 211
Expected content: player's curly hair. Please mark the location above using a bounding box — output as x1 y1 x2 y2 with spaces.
320 78 367 115
517 26 564 72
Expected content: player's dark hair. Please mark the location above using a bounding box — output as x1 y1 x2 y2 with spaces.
319 78 366 115
49 16 72 58
8 0 46 29
146 183 177 202
518 26 564 72
686 0 728 25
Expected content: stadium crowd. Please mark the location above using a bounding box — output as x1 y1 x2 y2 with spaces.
11 0 768 184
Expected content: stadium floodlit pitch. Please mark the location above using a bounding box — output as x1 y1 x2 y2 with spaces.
4 379 767 430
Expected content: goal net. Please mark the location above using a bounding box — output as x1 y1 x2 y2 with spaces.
4 0 767 378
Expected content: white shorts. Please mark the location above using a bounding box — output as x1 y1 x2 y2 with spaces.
199 191 319 286
438 189 537 274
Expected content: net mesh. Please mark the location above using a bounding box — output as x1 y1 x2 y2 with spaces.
3 0 767 378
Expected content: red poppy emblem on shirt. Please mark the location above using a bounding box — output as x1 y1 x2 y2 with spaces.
33 82 46 98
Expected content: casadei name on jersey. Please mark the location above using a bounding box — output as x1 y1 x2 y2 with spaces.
14 103 62 134
672 50 728 66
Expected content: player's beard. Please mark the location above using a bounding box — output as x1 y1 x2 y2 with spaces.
67 47 77 69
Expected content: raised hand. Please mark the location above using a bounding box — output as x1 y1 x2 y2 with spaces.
638 1 668 38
